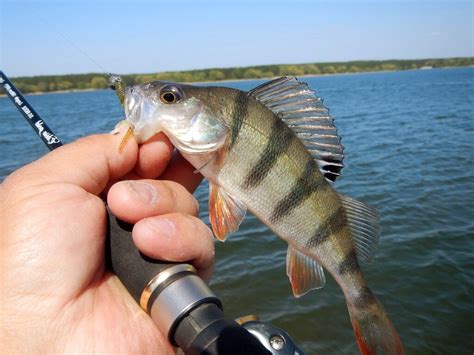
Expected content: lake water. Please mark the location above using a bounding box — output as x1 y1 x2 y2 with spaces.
1 67 473 354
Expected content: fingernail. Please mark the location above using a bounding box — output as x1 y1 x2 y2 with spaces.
127 181 157 204
145 218 175 239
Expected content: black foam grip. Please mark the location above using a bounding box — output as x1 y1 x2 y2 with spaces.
105 207 178 304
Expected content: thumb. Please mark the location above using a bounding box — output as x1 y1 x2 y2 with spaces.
8 133 138 195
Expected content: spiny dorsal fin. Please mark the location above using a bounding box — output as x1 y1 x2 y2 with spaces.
286 246 326 297
339 194 381 263
249 77 344 183
209 183 247 241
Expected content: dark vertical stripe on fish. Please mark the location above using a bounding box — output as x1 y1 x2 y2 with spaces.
303 195 348 250
270 159 325 223
304 230 331 250
321 205 347 236
229 91 249 149
243 118 294 189
303 205 347 251
338 250 360 275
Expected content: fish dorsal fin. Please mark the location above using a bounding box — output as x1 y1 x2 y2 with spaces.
249 77 344 183
339 194 381 263
209 182 247 242
286 246 326 298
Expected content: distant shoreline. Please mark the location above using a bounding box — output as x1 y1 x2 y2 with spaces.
0 87 101 97
191 67 447 85
0 58 474 97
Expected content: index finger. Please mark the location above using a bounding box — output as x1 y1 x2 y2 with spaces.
159 151 203 193
132 133 174 179
129 132 203 192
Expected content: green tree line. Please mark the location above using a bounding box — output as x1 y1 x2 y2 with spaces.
4 57 473 94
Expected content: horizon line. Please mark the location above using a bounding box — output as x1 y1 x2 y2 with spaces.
6 56 473 79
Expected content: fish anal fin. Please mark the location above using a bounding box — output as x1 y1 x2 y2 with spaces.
339 194 381 263
286 246 326 298
209 183 247 241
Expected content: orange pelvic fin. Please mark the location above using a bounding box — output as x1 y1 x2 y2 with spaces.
208 183 247 241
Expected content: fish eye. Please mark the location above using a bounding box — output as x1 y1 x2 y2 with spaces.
160 85 183 104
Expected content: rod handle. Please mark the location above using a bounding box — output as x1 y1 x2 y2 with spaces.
105 207 178 304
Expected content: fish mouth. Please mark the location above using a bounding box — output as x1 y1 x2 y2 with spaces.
124 86 142 124
123 85 164 143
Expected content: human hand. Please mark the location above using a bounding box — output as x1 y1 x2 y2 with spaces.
0 132 214 353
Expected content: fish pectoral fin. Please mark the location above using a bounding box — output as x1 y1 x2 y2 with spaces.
286 246 326 298
209 183 247 242
339 194 381 263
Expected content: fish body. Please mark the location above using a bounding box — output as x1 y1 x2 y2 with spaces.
120 78 403 354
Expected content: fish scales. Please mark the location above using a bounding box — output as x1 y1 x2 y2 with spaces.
203 90 374 333
205 89 367 304
119 78 403 354
158 86 358 287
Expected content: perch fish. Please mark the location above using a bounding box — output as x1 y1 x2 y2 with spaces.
115 77 403 354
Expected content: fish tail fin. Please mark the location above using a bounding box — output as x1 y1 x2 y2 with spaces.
346 293 403 355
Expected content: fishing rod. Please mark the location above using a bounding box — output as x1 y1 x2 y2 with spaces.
0 70 303 355
0 72 62 149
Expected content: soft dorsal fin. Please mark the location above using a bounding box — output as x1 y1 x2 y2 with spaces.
248 77 344 183
339 194 381 263
209 182 247 241
286 246 326 297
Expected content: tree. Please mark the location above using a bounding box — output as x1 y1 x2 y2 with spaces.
381 63 397 71
262 71 275 78
135 75 156 84
323 65 337 74
56 81 73 91
243 69 262 79
208 70 225 81
303 64 320 75
90 76 107 89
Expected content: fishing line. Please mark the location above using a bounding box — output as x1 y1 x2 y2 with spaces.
31 9 110 75
30 10 127 105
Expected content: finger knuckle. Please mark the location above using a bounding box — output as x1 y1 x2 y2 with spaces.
76 134 105 147
160 181 177 204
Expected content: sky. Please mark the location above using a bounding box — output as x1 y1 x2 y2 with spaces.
0 0 472 77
